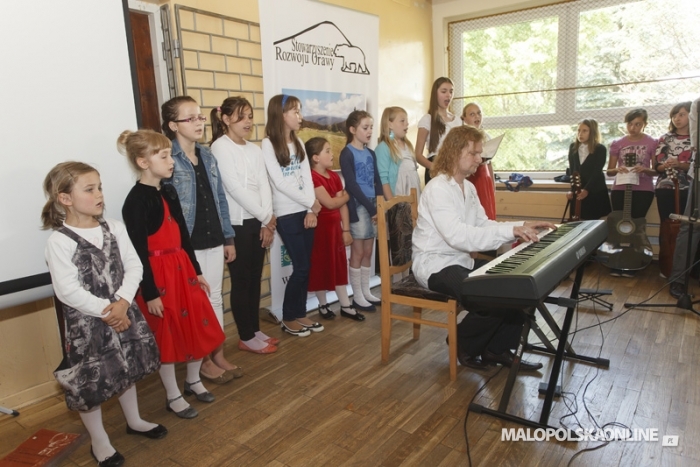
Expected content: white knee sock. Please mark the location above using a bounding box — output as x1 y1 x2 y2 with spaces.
159 363 189 412
315 291 328 306
79 405 114 461
186 360 208 394
361 266 381 302
335 285 351 307
349 267 371 307
118 385 157 432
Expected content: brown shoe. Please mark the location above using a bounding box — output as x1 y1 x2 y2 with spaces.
200 370 234 384
225 367 244 379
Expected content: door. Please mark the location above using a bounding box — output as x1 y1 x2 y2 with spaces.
129 11 161 132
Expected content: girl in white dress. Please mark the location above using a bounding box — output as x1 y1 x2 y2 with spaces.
414 77 462 184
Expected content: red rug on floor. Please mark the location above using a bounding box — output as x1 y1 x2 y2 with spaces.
0 429 84 467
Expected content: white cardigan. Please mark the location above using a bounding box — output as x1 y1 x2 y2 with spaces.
211 135 273 227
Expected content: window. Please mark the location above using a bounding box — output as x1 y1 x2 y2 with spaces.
449 0 700 171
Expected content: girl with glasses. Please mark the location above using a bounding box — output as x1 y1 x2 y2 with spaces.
160 96 242 385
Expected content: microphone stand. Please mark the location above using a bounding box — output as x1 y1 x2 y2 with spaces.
625 100 700 315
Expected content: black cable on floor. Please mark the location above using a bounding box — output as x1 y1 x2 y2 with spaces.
463 366 504 467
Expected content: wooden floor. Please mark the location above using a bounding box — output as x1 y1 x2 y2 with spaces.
2 262 700 467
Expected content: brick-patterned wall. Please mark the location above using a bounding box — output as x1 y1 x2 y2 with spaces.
176 6 265 144
175 6 271 312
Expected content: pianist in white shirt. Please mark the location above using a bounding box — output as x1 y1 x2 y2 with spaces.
412 125 555 371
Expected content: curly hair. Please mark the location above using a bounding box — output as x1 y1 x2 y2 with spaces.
430 125 484 179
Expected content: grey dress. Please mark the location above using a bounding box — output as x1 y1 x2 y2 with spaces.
52 220 160 411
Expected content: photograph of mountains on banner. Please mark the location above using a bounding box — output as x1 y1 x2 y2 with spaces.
283 88 366 170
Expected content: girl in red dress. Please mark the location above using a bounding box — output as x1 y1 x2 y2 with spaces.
462 102 497 220
119 130 225 420
306 137 364 321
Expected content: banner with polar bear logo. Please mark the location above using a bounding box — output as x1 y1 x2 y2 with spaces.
259 0 379 320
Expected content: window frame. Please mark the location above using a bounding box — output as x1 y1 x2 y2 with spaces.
448 0 672 175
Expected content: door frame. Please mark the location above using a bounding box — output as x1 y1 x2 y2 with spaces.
127 0 173 109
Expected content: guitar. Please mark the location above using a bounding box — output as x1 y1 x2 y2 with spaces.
567 172 582 222
658 167 680 278
597 153 653 271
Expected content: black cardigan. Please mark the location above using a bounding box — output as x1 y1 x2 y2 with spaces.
122 182 202 301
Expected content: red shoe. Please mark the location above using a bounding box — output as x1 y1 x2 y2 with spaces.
264 337 281 346
238 340 277 354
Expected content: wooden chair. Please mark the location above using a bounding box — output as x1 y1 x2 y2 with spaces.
376 189 460 380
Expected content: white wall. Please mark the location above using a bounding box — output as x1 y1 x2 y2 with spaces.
0 0 138 308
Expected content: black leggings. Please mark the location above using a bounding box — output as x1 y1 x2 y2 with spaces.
655 188 689 222
610 190 654 219
227 219 266 341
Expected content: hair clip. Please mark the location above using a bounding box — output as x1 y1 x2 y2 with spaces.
281 94 289 107
217 106 221 112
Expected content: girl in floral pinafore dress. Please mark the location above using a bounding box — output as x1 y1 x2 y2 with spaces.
44 162 164 467
119 129 225 421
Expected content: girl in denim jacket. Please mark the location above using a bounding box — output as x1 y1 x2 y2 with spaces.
161 96 241 384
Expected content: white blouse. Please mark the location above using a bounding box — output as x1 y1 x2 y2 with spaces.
578 144 590 165
261 138 315 217
417 112 463 157
412 174 522 288
45 219 143 318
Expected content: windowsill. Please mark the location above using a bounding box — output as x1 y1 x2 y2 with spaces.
494 173 645 191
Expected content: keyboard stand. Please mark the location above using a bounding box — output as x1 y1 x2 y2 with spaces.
577 288 613 311
469 264 610 429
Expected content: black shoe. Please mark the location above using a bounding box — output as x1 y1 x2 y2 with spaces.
126 423 168 439
297 320 324 332
458 351 491 370
281 322 311 337
184 380 215 402
318 304 336 320
670 282 684 299
91 448 125 467
165 396 198 419
365 297 382 306
481 349 543 371
352 300 376 312
340 306 365 321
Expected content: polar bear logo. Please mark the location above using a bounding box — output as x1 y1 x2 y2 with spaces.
334 44 369 74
